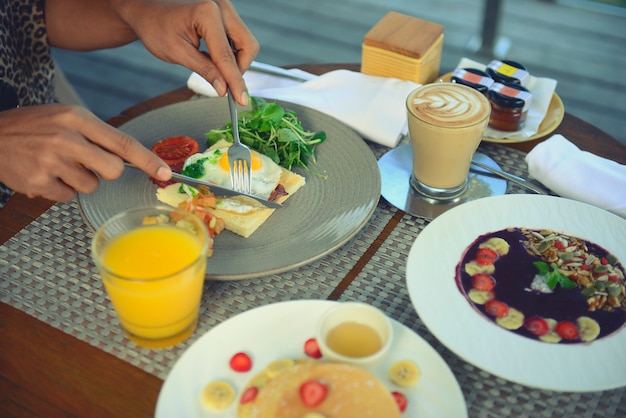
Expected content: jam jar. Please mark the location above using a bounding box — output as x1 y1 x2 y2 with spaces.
488 82 532 132
486 60 529 86
451 68 493 96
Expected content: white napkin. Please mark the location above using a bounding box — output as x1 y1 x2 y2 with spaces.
187 67 419 148
526 134 626 218
187 66 317 95
456 57 557 140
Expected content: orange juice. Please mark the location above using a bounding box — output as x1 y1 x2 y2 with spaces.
99 224 206 347
325 321 383 358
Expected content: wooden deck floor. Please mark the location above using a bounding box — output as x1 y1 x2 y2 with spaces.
52 0 626 145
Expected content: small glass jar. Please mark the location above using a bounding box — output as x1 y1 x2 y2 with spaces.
451 68 493 96
488 82 532 132
486 60 529 86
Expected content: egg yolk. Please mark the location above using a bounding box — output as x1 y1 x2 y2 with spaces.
218 151 263 172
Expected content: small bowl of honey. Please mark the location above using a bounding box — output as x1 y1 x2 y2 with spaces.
316 302 393 367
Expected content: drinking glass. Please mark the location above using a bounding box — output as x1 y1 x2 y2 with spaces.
92 205 208 348
406 82 490 200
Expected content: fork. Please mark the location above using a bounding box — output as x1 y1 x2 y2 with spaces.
226 45 252 194
470 160 550 195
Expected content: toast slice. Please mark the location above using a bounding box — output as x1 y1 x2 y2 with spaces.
156 140 305 238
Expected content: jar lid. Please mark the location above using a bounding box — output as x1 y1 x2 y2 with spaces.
451 68 493 93
486 60 529 86
488 82 532 110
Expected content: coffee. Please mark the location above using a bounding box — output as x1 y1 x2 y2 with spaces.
406 83 490 199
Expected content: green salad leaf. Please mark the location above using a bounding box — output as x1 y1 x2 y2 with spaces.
533 261 576 290
206 96 327 178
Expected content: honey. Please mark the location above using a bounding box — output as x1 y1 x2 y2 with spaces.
325 321 383 358
488 82 532 132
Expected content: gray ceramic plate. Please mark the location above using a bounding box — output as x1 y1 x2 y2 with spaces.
78 97 381 280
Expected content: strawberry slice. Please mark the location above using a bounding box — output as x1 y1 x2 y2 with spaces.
475 247 498 265
304 338 322 359
299 380 327 408
240 386 258 404
523 317 549 336
471 273 496 291
555 321 579 340
230 352 252 372
391 391 408 412
484 300 509 318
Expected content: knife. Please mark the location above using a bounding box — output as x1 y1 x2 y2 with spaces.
124 163 283 209
470 160 550 196
249 61 314 82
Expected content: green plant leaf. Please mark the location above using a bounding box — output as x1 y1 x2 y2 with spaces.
534 261 577 290
205 96 327 178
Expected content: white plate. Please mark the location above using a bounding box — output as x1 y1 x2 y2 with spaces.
78 98 380 280
406 194 626 392
155 300 467 418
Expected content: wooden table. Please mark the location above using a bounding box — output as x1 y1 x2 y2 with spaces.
2 64 625 417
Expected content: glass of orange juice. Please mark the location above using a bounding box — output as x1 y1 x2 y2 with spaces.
91 205 209 348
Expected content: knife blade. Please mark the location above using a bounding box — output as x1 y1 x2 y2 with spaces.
249 61 314 82
124 163 283 209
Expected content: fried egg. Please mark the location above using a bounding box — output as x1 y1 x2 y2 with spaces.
181 147 282 199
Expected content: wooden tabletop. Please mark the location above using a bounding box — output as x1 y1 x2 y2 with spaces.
1 63 625 418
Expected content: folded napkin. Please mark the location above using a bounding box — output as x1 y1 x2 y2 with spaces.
187 66 419 148
526 134 626 218
456 57 558 140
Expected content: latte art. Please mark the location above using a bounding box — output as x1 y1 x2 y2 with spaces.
408 83 490 127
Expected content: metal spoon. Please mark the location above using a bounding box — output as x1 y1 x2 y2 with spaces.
470 160 550 195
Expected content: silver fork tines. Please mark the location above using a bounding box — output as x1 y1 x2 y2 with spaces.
226 89 252 194
225 38 252 194
231 158 251 193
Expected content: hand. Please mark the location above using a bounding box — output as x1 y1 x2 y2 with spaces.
0 104 171 202
115 0 259 106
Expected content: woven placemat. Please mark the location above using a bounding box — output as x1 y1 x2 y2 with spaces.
1 142 624 417
343 201 626 418
347 142 626 417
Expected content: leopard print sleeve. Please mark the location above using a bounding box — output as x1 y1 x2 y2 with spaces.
0 0 55 107
0 0 56 207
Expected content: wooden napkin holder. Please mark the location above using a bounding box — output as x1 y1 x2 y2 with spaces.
362 12 444 84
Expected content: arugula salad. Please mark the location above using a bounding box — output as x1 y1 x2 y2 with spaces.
206 97 327 178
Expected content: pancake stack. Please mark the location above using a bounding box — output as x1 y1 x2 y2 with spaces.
237 359 402 418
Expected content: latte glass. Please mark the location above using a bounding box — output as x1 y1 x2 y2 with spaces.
406 82 491 200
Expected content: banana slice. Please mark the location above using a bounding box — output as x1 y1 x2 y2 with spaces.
265 358 296 378
468 289 495 304
465 261 496 275
201 380 236 411
495 307 524 330
389 359 420 388
577 316 601 342
479 237 510 256
539 318 562 343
